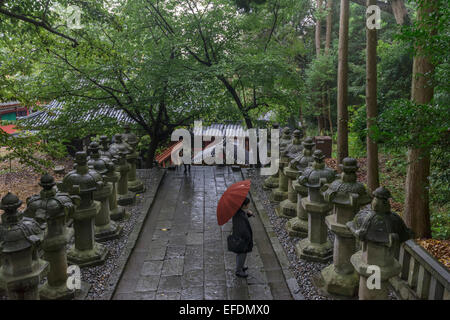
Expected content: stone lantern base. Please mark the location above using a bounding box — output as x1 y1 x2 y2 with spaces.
295 199 333 262
128 179 145 193
277 199 297 219
67 242 109 268
321 214 359 297
271 189 288 202
263 174 279 190
95 220 122 242
40 282 75 300
2 259 48 300
351 250 401 300
117 191 136 206
285 217 308 238
320 264 359 297
110 206 128 221
296 239 333 263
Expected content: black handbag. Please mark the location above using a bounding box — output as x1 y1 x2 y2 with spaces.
227 234 246 253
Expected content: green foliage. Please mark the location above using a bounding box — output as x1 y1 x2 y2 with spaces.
374 99 449 151
304 53 336 117
430 209 450 240
0 129 51 173
377 40 413 111
137 135 151 156
348 105 367 145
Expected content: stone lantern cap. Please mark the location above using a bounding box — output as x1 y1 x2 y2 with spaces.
0 222 42 253
60 151 103 194
323 157 371 206
99 136 113 156
110 134 132 156
298 150 336 188
347 187 413 244
0 193 43 253
88 142 115 175
290 137 315 171
27 174 76 220
0 192 22 212
282 126 291 137
286 129 304 160
280 127 292 151
123 125 138 149
39 173 56 190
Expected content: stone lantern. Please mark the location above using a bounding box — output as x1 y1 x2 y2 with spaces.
24 173 78 300
98 136 127 221
58 151 109 267
99 135 114 159
271 127 293 202
122 125 145 194
320 158 372 297
115 145 136 206
88 142 122 241
347 187 413 300
286 137 315 237
109 134 132 158
277 130 304 218
296 150 336 262
263 123 280 190
0 192 48 300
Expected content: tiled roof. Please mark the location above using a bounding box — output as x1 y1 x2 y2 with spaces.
0 124 17 134
0 101 21 109
17 100 134 128
193 122 248 138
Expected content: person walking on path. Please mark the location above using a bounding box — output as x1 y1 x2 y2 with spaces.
216 180 253 278
231 197 254 278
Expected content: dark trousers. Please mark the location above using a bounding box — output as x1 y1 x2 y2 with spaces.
236 253 247 272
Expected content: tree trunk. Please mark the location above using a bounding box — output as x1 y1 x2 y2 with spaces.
404 0 436 238
337 0 349 167
325 1 334 137
315 0 323 56
327 88 334 137
315 0 323 134
390 0 410 25
325 0 333 55
243 112 253 129
366 0 379 192
146 136 159 168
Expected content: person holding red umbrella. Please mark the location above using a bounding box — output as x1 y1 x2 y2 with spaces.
217 180 255 278
230 197 254 278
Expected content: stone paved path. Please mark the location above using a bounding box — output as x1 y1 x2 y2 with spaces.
113 166 292 300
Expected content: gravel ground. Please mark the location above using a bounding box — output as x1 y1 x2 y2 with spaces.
246 168 397 300
81 169 158 300
246 169 333 300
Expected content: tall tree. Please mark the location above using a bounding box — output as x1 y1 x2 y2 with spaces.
336 0 349 166
404 0 437 238
315 0 324 133
315 0 323 56
325 0 334 136
325 0 333 54
365 0 379 192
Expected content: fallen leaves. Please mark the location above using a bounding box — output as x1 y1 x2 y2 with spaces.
416 238 450 269
0 147 73 211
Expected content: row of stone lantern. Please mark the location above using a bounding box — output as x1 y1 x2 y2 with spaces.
0 126 144 300
265 128 413 299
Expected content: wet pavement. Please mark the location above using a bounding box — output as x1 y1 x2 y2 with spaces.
113 166 293 300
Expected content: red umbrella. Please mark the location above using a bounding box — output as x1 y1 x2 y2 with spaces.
217 179 251 226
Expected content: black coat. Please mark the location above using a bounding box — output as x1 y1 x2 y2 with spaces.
230 209 253 253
